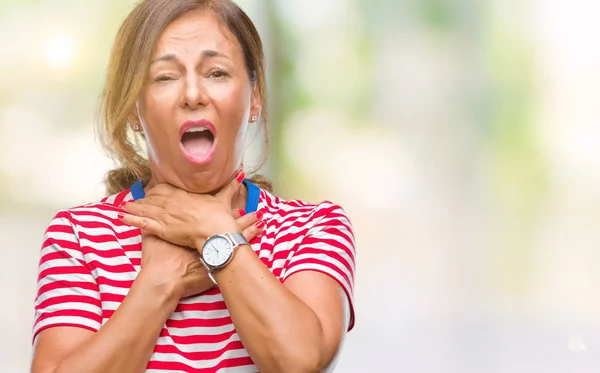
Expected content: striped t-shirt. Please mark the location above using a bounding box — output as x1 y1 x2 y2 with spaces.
33 180 356 372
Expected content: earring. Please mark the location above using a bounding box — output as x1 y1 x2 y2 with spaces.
250 115 258 123
133 123 141 132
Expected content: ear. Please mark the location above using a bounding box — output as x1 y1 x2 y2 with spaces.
128 106 143 132
249 83 262 122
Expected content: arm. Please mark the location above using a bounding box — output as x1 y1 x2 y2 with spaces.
213 205 356 373
216 249 351 373
119 179 356 373
31 211 217 373
32 272 178 373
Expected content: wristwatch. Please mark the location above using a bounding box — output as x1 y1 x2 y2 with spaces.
200 232 248 285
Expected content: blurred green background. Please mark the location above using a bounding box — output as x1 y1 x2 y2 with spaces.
2 0 600 371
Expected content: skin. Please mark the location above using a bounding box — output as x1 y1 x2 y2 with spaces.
31 9 350 373
133 9 261 204
31 208 264 373
122 179 351 373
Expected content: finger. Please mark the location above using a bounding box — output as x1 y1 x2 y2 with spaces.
232 208 246 219
118 212 164 236
122 201 164 220
241 219 266 242
236 210 261 230
135 195 170 208
216 171 244 202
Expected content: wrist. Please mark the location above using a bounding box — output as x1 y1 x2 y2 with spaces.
212 243 253 280
195 217 239 250
133 269 181 310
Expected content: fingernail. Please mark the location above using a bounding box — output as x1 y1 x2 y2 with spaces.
255 220 266 229
238 209 246 216
119 201 128 208
118 212 125 219
255 210 264 220
235 171 245 183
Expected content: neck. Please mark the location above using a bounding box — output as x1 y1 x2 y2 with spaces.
231 180 249 211
142 176 248 211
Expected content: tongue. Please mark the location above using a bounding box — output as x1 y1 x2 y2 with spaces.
181 132 213 159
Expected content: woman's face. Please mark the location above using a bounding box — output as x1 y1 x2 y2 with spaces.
133 9 260 193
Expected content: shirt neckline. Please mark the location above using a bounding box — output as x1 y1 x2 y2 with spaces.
129 179 260 213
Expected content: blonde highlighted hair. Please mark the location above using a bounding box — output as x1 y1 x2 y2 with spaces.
96 0 272 195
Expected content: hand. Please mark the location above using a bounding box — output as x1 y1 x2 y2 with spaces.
138 209 263 299
119 172 265 249
139 233 212 299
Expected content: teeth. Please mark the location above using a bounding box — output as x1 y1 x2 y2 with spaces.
185 127 209 133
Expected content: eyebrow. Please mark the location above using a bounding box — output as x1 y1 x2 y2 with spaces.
150 50 230 64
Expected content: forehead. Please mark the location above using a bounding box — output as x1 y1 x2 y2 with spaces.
154 9 240 58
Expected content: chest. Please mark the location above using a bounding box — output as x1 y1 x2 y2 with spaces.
80 228 306 309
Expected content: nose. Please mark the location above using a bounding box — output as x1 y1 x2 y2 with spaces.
181 74 208 110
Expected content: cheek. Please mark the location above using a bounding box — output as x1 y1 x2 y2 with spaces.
153 83 183 102
139 84 180 119
211 82 241 105
137 86 181 157
211 82 252 124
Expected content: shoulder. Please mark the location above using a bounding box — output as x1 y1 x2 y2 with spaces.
258 189 354 233
45 188 134 237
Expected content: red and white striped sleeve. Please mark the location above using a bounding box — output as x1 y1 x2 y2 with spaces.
32 210 102 343
281 203 357 330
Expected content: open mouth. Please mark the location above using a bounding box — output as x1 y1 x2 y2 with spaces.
180 120 217 163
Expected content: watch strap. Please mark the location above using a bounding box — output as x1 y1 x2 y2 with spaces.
228 232 248 247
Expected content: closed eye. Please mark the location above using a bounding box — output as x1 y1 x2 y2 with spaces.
153 75 175 82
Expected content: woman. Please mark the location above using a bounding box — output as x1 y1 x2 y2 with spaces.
31 0 356 372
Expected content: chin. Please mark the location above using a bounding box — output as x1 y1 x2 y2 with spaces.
151 154 235 194
176 167 230 195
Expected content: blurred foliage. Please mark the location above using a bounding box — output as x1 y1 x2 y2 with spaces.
419 0 453 30
482 8 550 296
3 1 600 371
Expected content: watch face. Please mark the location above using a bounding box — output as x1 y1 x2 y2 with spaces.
202 236 233 267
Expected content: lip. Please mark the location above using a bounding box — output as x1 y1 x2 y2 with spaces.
179 119 217 166
179 119 217 138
